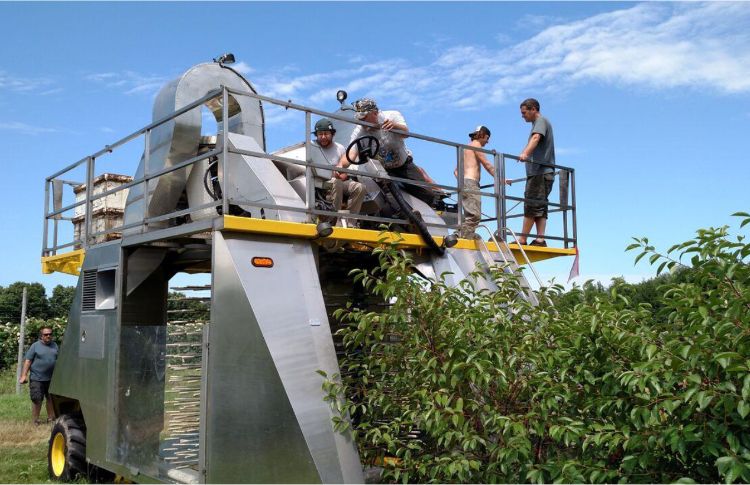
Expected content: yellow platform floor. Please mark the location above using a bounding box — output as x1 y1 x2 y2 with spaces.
42 216 576 276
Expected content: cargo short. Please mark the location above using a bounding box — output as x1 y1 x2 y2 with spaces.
524 172 555 219
29 380 51 403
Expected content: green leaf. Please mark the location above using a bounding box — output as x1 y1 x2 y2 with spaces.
738 400 750 419
717 456 734 474
698 392 714 411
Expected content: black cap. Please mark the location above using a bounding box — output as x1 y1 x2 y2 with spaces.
469 125 491 138
313 118 336 134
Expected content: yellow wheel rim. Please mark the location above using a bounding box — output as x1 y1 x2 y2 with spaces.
51 432 66 477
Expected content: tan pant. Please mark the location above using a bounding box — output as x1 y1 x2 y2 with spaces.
328 179 365 224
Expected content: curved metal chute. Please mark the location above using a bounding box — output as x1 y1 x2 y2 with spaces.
123 62 265 233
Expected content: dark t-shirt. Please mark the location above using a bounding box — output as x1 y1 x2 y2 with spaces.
527 115 555 176
24 340 59 382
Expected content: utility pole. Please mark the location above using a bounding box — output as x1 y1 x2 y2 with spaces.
15 287 28 395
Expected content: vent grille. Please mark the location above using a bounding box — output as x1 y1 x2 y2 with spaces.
81 269 97 311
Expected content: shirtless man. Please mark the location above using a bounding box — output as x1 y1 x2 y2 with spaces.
454 125 508 239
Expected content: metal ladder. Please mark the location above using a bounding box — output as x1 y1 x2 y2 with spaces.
473 225 545 306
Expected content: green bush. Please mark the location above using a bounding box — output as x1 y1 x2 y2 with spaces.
324 213 750 483
0 318 67 371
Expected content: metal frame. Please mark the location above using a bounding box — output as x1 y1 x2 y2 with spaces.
42 86 577 258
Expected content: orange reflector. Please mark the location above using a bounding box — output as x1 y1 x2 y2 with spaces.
251 257 274 268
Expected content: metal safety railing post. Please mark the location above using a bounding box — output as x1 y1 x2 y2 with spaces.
571 169 577 247
456 146 464 230
221 86 229 217
143 128 151 229
495 152 506 242
84 156 95 249
562 169 569 249
42 179 50 256
304 111 314 218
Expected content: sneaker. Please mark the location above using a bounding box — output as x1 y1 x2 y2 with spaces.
529 239 547 247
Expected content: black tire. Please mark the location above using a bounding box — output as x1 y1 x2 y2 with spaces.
48 415 87 481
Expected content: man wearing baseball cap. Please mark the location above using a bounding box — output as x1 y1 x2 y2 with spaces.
312 118 365 227
455 125 509 239
337 98 437 206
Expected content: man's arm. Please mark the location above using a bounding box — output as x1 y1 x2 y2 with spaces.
519 133 542 161
476 152 496 177
19 359 31 384
335 150 353 180
381 111 408 136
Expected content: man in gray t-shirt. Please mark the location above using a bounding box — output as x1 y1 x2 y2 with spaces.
517 98 556 247
19 327 59 424
312 118 365 227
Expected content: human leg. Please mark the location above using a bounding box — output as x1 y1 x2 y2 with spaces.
45 395 56 421
459 179 481 239
29 380 44 423
328 178 344 211
532 173 555 243
389 159 436 206
522 174 545 244
520 216 534 245
344 180 365 214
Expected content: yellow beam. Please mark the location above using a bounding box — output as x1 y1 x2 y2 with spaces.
39 219 575 276
222 216 575 263
41 249 85 276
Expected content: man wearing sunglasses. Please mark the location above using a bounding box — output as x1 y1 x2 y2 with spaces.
19 327 58 425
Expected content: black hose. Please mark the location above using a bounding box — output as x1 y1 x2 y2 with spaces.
386 181 444 255
203 158 220 201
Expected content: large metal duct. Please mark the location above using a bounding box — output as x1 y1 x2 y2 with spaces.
123 62 265 234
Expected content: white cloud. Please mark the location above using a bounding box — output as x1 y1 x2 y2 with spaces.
241 3 750 113
0 71 55 93
233 61 253 75
86 70 170 96
0 121 59 135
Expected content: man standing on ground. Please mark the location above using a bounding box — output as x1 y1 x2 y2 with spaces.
454 125 508 239
338 98 437 206
19 327 58 424
518 98 555 247
312 118 365 227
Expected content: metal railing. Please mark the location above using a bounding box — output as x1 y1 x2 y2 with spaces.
42 85 577 256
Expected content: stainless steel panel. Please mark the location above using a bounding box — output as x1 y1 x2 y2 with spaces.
204 231 362 483
222 133 306 222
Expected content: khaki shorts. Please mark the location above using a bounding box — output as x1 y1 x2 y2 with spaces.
524 172 555 218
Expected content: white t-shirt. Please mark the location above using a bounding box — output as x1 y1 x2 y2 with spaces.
312 140 345 179
349 110 410 169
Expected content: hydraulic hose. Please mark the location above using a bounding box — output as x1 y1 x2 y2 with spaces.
386 181 444 255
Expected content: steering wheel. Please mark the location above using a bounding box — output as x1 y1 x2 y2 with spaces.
346 136 380 165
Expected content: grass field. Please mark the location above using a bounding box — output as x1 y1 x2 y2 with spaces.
0 369 54 483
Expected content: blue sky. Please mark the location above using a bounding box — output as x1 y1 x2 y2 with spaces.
1 1 749 292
